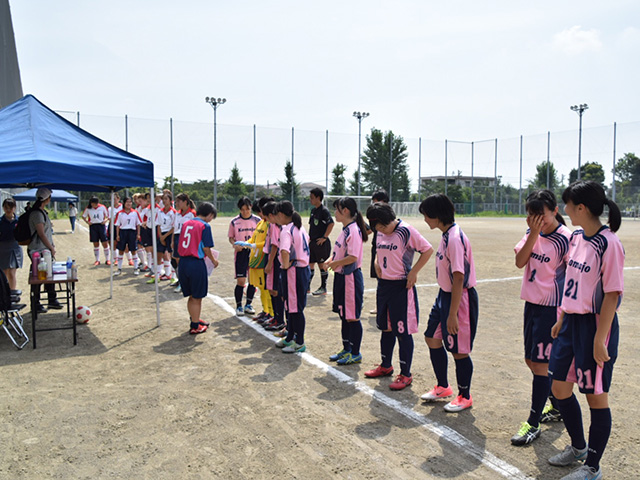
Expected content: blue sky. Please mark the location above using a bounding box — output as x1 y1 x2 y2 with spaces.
9 1 640 187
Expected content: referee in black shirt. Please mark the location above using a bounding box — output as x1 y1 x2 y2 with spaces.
308 188 334 295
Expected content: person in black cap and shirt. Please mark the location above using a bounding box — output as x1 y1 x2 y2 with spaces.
28 187 62 313
308 188 334 296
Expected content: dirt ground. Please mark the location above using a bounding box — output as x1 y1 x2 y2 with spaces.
1 215 638 480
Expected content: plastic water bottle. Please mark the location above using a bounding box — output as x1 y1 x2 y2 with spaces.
66 256 73 279
31 251 40 277
43 249 52 278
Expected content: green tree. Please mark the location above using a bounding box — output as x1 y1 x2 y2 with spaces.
361 128 411 201
222 163 247 199
529 162 561 191
568 162 605 187
348 170 363 196
162 176 183 193
278 159 300 201
330 163 347 196
614 152 640 203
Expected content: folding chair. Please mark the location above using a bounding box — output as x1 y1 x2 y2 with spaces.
0 270 29 349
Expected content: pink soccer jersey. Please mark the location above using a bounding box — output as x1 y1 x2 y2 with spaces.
228 214 260 242
435 223 477 292
376 220 432 281
115 210 142 230
331 221 364 274
174 208 196 234
83 204 108 224
178 218 214 259
514 224 571 306
156 207 177 233
561 226 624 315
279 223 310 268
264 223 281 254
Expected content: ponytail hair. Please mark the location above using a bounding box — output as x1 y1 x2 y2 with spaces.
176 192 195 211
525 189 565 225
332 197 368 242
275 200 302 229
562 181 621 232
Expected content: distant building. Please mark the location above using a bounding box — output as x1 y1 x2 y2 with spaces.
420 175 497 188
259 181 326 198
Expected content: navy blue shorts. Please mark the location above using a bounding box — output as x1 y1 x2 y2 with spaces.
523 302 557 363
117 229 138 253
157 233 173 253
178 256 208 299
332 269 364 321
280 266 310 314
376 278 419 337
549 313 618 395
235 249 250 278
266 257 281 292
172 234 181 258
140 227 152 247
89 224 107 243
424 288 478 354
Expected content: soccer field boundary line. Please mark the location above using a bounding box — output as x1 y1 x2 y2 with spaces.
220 267 639 302
207 293 534 480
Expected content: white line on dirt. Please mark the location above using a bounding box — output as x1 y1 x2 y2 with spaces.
207 292 534 480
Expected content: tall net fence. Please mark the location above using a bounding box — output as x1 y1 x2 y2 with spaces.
53 111 640 215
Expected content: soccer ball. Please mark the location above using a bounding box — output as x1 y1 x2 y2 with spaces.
75 306 92 324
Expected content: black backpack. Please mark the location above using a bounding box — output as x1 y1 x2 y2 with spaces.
13 208 37 246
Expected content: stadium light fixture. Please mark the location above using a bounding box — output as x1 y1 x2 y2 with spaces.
570 103 588 180
353 111 370 197
205 97 227 205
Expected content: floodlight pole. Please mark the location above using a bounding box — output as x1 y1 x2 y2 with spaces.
353 111 369 197
570 103 588 180
205 96 227 206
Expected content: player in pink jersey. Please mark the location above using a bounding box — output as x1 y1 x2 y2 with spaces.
510 190 571 445
325 197 369 366
364 202 433 391
546 181 623 480
113 197 143 276
177 202 219 335
261 201 286 333
171 193 197 293
273 201 311 354
228 197 261 317
147 192 176 284
420 194 478 413
82 196 111 266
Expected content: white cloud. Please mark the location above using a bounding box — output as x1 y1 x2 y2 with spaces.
553 26 603 54
617 26 640 48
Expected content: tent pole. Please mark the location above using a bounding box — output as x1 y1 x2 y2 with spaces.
150 187 160 326
109 190 115 299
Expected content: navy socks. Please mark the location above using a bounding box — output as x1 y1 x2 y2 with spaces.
380 331 395 368
528 375 551 427
454 356 473 399
349 321 363 356
429 347 449 388
556 394 587 450
586 408 611 471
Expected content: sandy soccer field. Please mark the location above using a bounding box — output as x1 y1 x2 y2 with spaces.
1 216 638 479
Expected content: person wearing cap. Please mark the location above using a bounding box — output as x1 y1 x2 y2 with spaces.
28 187 62 313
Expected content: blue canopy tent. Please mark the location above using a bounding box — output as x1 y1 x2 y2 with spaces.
0 94 161 326
13 188 78 202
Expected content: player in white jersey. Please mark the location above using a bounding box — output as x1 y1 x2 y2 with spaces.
420 194 478 412
82 196 111 266
326 197 369 366
133 193 148 270
511 190 571 445
547 181 624 480
113 197 143 276
147 192 176 284
171 193 196 292
364 203 433 391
